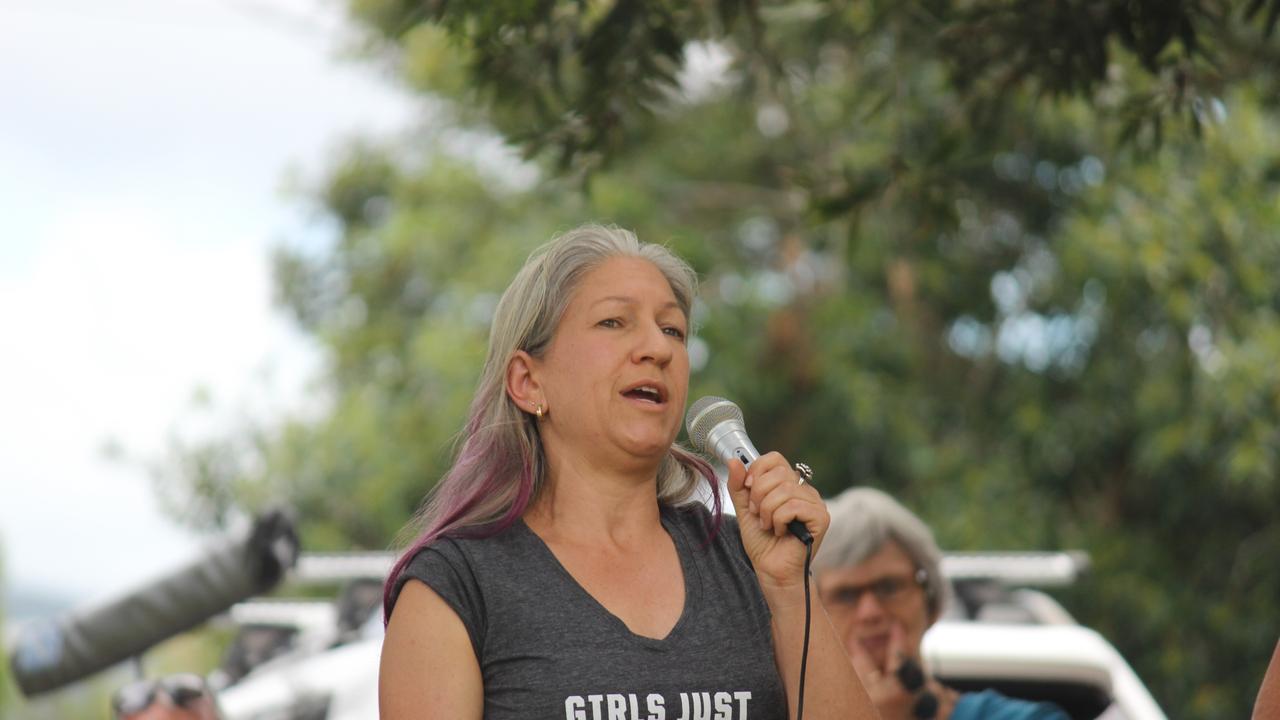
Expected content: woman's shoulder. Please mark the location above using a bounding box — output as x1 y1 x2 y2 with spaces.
390 523 536 620
404 522 531 570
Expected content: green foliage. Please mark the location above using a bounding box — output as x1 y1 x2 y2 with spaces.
349 0 1280 174
161 1 1280 716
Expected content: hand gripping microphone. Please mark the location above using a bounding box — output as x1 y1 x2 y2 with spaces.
685 396 812 544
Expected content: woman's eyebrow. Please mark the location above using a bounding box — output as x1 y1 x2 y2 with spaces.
590 295 681 312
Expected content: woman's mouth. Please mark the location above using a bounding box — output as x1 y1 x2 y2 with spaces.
621 382 667 405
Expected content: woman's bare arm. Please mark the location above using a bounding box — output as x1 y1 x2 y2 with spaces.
379 580 484 720
728 456 878 720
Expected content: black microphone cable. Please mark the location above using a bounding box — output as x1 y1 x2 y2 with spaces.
682 397 819 717
797 533 814 720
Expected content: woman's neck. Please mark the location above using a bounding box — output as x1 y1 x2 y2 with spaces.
524 452 664 548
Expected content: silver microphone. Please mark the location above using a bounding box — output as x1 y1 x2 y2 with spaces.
685 396 812 543
685 396 761 468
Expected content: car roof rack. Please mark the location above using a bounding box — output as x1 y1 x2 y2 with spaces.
291 552 396 584
284 550 1093 590
942 551 1090 588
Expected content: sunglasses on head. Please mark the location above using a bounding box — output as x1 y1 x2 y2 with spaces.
111 673 210 717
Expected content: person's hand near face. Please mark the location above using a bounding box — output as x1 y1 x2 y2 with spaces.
816 488 1072 720
819 540 956 719
846 622 958 720
818 540 932 670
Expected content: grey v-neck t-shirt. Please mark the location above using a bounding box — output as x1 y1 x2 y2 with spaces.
391 504 788 719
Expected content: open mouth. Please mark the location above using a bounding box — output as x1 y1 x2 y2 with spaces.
622 384 666 404
859 634 889 655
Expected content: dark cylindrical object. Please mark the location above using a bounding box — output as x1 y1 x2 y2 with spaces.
912 691 939 719
7 509 298 697
896 657 926 692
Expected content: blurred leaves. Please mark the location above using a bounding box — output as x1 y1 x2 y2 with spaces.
155 1 1280 716
348 0 1280 173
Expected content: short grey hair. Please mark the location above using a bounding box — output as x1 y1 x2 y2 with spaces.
815 487 949 620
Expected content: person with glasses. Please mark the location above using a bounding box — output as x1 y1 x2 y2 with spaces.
814 487 1068 720
111 673 220 720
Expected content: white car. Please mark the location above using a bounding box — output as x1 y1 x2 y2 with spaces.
213 551 1166 720
924 621 1164 720
915 552 1166 720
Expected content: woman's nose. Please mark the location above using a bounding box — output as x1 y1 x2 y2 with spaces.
852 589 888 620
632 321 674 365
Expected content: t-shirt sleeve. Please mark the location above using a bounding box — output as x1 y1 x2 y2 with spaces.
390 539 487 660
716 513 758 573
674 504 760 579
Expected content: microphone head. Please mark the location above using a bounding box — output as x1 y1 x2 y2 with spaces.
685 396 745 454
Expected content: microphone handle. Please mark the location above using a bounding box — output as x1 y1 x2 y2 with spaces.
785 519 814 545
718 436 814 545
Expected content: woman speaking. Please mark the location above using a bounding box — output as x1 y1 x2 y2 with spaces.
379 225 873 720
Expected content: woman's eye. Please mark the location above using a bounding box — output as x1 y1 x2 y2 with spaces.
829 588 862 605
598 318 622 328
663 326 687 341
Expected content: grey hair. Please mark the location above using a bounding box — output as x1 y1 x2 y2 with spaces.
815 487 949 620
383 224 717 623
477 223 706 508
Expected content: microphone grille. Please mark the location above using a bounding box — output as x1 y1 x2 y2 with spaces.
685 395 744 453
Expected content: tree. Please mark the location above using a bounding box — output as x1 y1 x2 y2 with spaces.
163 1 1280 716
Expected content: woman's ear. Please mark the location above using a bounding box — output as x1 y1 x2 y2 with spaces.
925 594 943 628
505 350 543 415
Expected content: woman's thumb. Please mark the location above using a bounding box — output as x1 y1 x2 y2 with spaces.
726 457 751 516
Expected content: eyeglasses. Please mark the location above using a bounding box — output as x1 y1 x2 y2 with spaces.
111 673 211 718
821 568 928 609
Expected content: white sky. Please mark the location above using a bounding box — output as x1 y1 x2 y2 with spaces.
0 0 414 610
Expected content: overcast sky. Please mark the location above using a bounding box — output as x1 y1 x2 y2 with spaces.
0 0 414 612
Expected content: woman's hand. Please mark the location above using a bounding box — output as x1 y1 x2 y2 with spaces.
726 453 829 593
729 455 882 719
847 623 958 720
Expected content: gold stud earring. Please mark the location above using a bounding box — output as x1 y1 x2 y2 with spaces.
535 403 544 419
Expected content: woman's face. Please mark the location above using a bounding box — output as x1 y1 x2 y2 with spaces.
817 540 934 672
532 256 690 472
